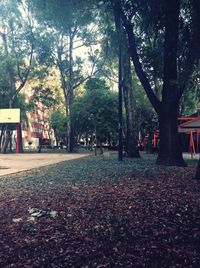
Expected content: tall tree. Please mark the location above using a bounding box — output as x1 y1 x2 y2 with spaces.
99 4 140 158
0 0 35 153
30 0 100 152
29 85 58 152
72 78 118 152
113 0 200 166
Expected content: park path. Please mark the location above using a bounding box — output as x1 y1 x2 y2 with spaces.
0 152 88 177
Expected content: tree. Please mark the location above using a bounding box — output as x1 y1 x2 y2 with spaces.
30 0 100 153
28 82 59 152
98 4 140 158
180 69 200 116
121 33 140 157
50 109 67 147
113 0 200 166
0 0 35 107
72 78 118 152
133 73 158 148
0 0 35 153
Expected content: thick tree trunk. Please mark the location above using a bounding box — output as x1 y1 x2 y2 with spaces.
156 0 186 167
156 105 186 166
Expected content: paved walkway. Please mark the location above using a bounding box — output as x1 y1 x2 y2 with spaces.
0 152 88 177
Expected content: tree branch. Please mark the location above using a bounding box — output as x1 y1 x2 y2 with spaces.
118 5 161 113
73 69 100 90
11 44 34 103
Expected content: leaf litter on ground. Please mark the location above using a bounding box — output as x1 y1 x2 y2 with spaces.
0 152 199 267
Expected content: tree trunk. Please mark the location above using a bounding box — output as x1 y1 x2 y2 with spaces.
2 126 11 154
9 131 13 152
156 104 186 166
1 29 14 154
123 84 140 157
0 125 5 151
38 138 42 153
67 30 75 153
19 124 23 153
95 138 103 155
156 0 186 166
68 115 74 152
146 130 154 154
16 123 23 153
122 31 140 158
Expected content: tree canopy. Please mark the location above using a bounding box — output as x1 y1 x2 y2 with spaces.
72 78 118 146
0 0 199 166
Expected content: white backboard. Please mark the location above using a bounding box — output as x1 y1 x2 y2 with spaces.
0 109 20 123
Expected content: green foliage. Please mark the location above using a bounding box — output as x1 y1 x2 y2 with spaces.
50 109 67 144
30 0 102 155
27 65 64 111
1 0 199 152
14 93 30 121
134 75 158 135
72 78 118 143
85 77 109 92
29 85 58 112
31 0 93 32
180 68 200 116
117 0 199 97
180 88 199 116
0 0 36 108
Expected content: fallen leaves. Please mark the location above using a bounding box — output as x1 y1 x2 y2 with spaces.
0 153 199 267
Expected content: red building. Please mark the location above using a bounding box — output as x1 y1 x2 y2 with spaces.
22 89 55 149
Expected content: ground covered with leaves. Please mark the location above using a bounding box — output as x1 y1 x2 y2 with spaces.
0 153 200 267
